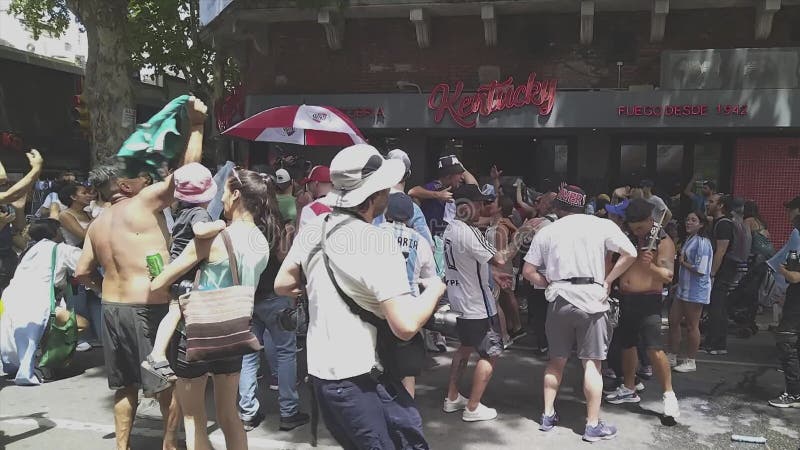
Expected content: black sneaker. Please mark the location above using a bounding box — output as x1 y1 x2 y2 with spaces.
768 392 800 408
603 378 620 395
243 412 265 432
279 412 310 431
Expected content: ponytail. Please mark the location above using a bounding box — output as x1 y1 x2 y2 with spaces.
228 169 284 250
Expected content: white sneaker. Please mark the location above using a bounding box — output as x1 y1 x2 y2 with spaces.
666 353 677 367
674 359 696 373
462 403 498 422
663 391 680 418
75 341 92 352
443 393 469 413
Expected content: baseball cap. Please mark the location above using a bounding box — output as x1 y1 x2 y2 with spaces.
275 168 291 185
452 184 492 203
173 162 217 204
324 144 405 208
605 199 630 217
387 149 412 177
437 155 465 177
300 165 331 185
554 184 586 210
481 184 497 202
385 192 415 224
785 196 800 210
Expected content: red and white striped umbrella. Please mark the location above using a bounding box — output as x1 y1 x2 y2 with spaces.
221 105 367 146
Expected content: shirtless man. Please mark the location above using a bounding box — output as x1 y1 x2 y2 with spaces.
76 97 207 450
605 198 680 420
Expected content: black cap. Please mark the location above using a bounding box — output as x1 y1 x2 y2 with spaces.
452 183 491 202
385 192 415 224
437 155 465 177
785 196 800 210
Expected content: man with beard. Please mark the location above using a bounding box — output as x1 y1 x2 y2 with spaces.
76 97 208 450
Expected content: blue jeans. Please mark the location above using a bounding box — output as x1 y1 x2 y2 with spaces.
66 284 102 342
311 375 428 450
239 295 299 419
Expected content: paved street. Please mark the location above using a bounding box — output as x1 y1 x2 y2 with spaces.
2 319 800 450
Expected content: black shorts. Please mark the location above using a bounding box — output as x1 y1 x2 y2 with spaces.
169 325 242 379
101 301 168 395
617 293 663 351
455 315 503 359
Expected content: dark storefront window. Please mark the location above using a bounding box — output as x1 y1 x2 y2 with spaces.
694 141 722 188
619 142 647 182
535 138 572 191
656 143 685 197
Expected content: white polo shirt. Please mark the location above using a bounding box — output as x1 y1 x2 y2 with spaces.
284 212 411 380
442 219 497 320
524 214 636 314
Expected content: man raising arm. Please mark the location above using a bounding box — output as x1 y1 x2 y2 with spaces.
75 96 207 450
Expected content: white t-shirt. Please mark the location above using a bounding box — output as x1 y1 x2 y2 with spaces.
379 222 436 296
529 214 557 290
298 198 332 231
285 212 411 380
443 201 456 225
442 219 497 320
524 214 636 314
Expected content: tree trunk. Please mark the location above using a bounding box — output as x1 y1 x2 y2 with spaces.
70 0 134 167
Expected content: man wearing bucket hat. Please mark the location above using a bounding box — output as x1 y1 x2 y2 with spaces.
275 144 446 449
522 184 637 442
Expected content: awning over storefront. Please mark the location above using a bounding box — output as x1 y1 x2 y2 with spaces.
247 88 800 131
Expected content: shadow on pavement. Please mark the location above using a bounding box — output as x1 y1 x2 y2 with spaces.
0 412 57 446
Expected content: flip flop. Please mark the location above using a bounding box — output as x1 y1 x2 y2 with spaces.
140 355 176 384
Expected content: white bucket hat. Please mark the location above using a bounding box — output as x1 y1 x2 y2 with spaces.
324 144 406 208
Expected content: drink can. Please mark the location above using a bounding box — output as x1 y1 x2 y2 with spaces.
146 252 165 278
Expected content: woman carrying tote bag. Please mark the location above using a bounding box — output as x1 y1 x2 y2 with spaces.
150 168 276 450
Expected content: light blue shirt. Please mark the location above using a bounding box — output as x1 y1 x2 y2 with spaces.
373 201 433 248
677 235 713 304
767 228 800 291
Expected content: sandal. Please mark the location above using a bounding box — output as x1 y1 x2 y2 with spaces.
141 355 177 384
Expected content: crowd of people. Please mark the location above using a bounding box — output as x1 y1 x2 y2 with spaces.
0 95 798 449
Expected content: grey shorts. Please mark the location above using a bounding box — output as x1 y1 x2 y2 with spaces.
545 296 611 360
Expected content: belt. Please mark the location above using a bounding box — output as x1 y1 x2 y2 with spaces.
555 277 603 286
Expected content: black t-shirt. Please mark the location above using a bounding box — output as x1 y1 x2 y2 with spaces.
170 205 213 260
255 251 281 299
712 216 734 253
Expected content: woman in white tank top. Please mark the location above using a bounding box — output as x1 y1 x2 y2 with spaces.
57 183 95 247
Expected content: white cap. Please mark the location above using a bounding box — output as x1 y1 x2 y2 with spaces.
387 148 411 175
275 168 291 184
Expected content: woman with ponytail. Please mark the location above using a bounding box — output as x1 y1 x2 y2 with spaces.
237 172 310 432
150 168 273 450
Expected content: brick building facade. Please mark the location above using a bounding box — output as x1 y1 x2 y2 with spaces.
246 7 800 95
205 2 800 242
